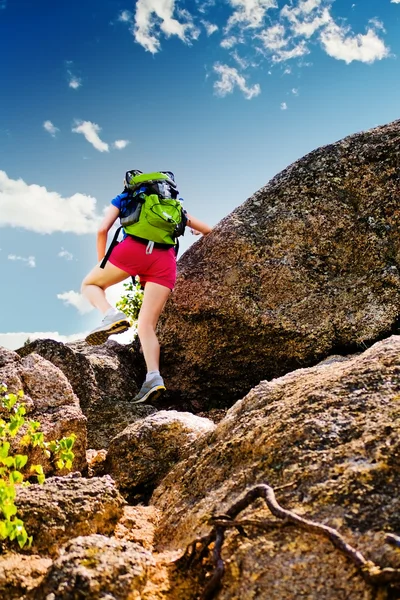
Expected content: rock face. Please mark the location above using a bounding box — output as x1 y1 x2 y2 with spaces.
106 411 215 496
152 336 400 599
17 339 156 449
0 347 87 474
34 534 155 600
15 475 125 557
158 120 400 408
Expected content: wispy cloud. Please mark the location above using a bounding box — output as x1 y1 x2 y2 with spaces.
280 101 288 110
0 170 101 234
126 0 391 99
118 10 132 22
7 254 36 268
113 139 130 150
58 248 73 261
133 0 200 53
292 87 299 95
57 291 93 315
320 21 389 63
213 63 261 99
43 120 59 137
72 120 109 153
66 61 82 89
226 0 277 30
201 20 218 35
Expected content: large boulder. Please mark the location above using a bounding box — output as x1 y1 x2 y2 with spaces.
33 534 155 600
106 411 215 497
158 120 400 408
15 475 125 557
151 336 400 599
17 339 156 449
0 347 87 474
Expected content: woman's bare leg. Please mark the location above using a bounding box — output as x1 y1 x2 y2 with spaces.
137 282 171 373
81 262 131 314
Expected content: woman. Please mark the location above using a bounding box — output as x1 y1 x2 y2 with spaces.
81 185 212 404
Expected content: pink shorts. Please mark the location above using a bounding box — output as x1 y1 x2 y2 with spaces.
108 237 177 290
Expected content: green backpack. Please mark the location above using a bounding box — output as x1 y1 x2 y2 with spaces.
100 171 187 270
122 171 187 251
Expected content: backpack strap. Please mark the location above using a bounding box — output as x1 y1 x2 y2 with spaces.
126 234 175 250
100 226 122 269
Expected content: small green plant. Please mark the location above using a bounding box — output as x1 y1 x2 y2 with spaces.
116 277 144 336
0 383 76 548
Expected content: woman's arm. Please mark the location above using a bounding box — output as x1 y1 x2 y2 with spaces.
186 213 212 236
97 205 120 261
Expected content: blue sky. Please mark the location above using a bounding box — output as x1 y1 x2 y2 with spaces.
1 0 400 349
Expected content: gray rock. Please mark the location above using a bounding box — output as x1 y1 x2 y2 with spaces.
15 475 125 557
33 534 154 600
0 349 87 474
152 335 400 600
17 339 156 449
106 410 215 493
157 119 400 409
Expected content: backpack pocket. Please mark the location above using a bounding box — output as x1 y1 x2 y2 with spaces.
120 201 142 227
144 195 182 232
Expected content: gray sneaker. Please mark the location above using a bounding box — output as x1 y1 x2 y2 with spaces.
132 374 166 404
85 311 130 346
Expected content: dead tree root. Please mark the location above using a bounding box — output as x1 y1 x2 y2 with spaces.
177 483 400 600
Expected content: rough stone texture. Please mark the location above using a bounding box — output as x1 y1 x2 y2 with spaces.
0 554 52 600
151 336 400 599
106 411 216 494
33 534 155 600
0 347 87 474
15 475 125 557
158 120 400 409
17 339 156 449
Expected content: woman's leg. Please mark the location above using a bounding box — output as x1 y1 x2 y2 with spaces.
82 261 133 345
137 281 171 373
81 262 130 313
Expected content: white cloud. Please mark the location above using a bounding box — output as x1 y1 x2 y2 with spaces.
134 0 200 53
43 120 59 137
292 87 299 95
8 254 36 268
213 63 261 99
69 77 82 89
0 331 90 351
57 291 94 315
391 0 400 4
66 61 82 89
58 248 73 261
0 170 101 234
272 41 309 62
226 0 277 30
118 10 132 22
201 20 218 35
280 101 288 110
320 22 389 64
113 139 130 150
72 120 109 153
221 36 238 49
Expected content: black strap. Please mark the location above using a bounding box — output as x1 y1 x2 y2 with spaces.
100 226 122 269
126 234 175 250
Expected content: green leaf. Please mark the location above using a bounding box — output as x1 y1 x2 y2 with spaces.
0 442 10 459
14 455 28 470
9 471 23 484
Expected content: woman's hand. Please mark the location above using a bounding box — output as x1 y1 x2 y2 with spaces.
186 213 212 236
